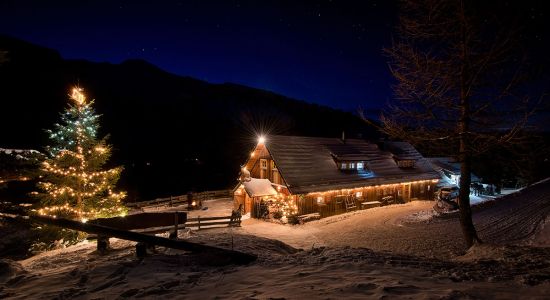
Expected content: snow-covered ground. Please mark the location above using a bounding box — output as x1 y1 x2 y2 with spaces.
1 181 550 299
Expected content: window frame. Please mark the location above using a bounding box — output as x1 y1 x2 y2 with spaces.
260 158 268 179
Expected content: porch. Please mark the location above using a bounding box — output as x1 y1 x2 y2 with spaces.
234 179 437 220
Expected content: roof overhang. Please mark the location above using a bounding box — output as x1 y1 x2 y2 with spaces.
243 178 278 197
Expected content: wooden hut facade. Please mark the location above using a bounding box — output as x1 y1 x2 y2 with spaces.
234 135 440 219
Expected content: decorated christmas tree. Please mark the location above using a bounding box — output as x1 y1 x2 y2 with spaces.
35 87 126 221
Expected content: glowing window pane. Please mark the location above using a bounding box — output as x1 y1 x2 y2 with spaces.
317 196 324 204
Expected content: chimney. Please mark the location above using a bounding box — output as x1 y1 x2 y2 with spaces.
341 131 346 144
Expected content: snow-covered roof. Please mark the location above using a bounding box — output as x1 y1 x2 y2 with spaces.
243 178 278 197
427 157 461 175
428 157 480 182
0 148 42 161
257 136 439 194
0 148 40 156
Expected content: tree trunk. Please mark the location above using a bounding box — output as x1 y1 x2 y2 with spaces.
457 0 481 249
458 150 481 248
458 97 481 247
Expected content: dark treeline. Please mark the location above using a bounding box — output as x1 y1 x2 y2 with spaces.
0 35 377 201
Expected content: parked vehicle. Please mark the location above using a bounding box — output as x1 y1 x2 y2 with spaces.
437 186 459 201
434 186 460 213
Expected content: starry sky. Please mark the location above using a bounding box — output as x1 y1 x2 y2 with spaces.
0 0 548 111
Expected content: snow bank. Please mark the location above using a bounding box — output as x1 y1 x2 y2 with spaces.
3 233 550 299
0 148 40 156
3 181 550 298
0 259 25 283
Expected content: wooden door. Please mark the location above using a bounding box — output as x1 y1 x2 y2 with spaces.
245 195 252 214
403 184 411 202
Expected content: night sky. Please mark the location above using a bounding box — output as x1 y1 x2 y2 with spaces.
0 1 548 111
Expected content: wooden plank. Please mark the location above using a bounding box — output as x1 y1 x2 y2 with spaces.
186 216 233 222
134 226 179 234
126 189 232 208
25 214 256 264
89 212 187 230
361 201 381 209
186 221 240 228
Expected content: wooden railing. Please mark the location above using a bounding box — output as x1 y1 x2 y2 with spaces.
1 213 255 264
186 215 242 230
126 189 233 208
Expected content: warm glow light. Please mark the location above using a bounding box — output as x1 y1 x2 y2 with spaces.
306 179 437 196
81 218 88 223
250 151 255 157
95 146 106 153
258 135 266 144
70 87 86 105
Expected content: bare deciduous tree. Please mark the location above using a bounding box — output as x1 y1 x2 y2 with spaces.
374 0 540 248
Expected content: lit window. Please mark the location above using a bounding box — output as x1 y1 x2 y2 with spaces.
397 160 415 168
271 160 277 170
316 196 324 204
350 162 355 169
357 162 364 170
272 169 280 184
355 191 362 198
341 163 347 169
260 159 267 179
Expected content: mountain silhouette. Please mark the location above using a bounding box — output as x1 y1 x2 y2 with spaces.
0 35 377 200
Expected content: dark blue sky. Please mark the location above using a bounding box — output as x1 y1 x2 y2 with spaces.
0 0 397 111
2 1 548 112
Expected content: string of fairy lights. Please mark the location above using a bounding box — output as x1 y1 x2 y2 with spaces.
36 87 127 221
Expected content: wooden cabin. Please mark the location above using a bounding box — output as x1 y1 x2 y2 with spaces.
234 135 440 220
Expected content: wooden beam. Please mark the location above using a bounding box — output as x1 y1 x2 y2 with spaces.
22 214 256 265
89 212 187 230
186 216 235 222
186 221 241 228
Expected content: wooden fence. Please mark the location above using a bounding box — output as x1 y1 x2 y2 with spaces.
6 213 255 264
186 215 242 230
126 189 233 208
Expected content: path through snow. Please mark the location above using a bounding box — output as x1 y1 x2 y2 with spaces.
1 180 550 299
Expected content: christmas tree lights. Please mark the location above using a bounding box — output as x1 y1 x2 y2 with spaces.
35 87 127 221
271 193 298 219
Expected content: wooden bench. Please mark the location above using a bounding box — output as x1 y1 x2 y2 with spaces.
360 201 382 209
295 213 321 224
381 195 396 205
344 196 357 211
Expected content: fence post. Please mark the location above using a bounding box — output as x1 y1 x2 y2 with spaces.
97 235 110 254
170 212 179 239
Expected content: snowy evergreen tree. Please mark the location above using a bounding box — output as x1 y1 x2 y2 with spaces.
35 87 126 221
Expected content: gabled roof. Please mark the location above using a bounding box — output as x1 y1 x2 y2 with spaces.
427 157 481 182
243 178 278 197
263 135 439 194
382 141 421 161
427 157 461 175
